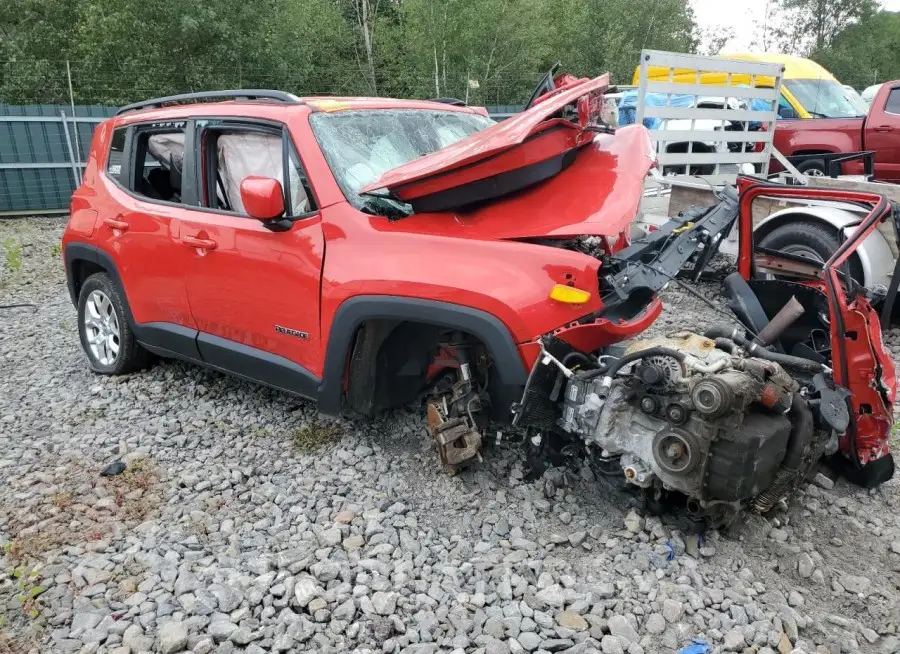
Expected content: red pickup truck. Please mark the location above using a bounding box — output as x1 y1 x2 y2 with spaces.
772 80 900 180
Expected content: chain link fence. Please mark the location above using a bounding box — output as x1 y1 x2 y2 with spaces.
0 59 550 107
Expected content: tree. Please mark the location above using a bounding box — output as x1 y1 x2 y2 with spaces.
0 0 79 102
814 10 900 89
394 0 462 98
698 27 735 56
346 0 382 94
762 0 878 54
395 0 551 103
753 0 797 53
0 0 698 104
548 0 698 85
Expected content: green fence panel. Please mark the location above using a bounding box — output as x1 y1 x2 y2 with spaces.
0 104 116 214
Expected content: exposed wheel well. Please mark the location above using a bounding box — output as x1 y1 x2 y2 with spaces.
317 296 528 419
345 319 492 416
69 258 107 301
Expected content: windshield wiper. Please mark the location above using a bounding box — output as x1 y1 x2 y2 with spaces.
359 194 413 220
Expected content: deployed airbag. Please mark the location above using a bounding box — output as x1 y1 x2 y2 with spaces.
217 133 309 215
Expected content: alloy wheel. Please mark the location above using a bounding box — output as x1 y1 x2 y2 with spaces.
84 290 120 366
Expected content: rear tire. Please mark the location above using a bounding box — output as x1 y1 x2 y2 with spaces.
77 272 150 374
796 158 827 177
758 221 864 285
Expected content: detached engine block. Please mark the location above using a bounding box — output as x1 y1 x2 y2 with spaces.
559 332 806 507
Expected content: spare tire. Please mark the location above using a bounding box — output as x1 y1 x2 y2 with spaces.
758 221 864 286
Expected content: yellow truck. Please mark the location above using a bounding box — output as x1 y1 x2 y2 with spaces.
634 52 868 120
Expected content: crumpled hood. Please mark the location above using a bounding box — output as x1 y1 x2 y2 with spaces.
372 124 654 240
360 75 610 205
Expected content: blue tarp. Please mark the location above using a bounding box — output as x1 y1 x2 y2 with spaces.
617 89 773 130
617 90 696 129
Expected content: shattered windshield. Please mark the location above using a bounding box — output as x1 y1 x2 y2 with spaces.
784 79 868 118
310 109 494 210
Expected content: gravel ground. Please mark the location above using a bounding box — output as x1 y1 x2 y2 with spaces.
1 217 899 654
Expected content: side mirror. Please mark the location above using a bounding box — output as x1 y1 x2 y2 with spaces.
240 176 285 221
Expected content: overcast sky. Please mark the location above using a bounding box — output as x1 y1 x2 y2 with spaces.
691 0 900 51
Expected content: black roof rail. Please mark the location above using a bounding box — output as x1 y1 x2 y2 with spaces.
430 97 467 106
116 90 301 115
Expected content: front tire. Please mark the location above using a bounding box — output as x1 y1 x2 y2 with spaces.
77 273 149 374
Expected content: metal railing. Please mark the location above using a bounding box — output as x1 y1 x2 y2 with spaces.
635 50 783 184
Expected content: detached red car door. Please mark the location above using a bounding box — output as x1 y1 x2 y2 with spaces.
866 82 900 181
177 119 325 395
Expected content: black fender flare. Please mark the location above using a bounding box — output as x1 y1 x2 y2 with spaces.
63 243 135 324
317 296 528 418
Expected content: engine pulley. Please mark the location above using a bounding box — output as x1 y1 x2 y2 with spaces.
653 429 701 475
691 378 734 417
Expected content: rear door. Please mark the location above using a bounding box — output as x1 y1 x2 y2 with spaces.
95 120 199 357
865 82 900 181
177 118 325 395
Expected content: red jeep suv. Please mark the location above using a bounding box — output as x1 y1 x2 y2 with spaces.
62 80 659 464
62 79 899 513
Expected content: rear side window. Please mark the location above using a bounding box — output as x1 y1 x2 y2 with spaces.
106 128 126 182
132 125 186 203
885 89 900 115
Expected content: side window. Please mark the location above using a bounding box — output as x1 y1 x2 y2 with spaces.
132 125 186 203
106 127 126 182
884 88 900 115
776 94 797 119
200 126 316 217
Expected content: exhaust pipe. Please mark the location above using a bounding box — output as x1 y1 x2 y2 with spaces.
754 295 805 347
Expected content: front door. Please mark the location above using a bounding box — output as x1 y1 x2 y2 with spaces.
178 120 325 396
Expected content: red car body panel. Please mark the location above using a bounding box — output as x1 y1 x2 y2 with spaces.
370 125 653 241
361 75 610 195
175 210 327 375
98 175 197 329
772 80 900 181
773 117 863 157
318 200 603 347
865 81 900 180
63 86 654 395
550 298 664 352
383 123 593 204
